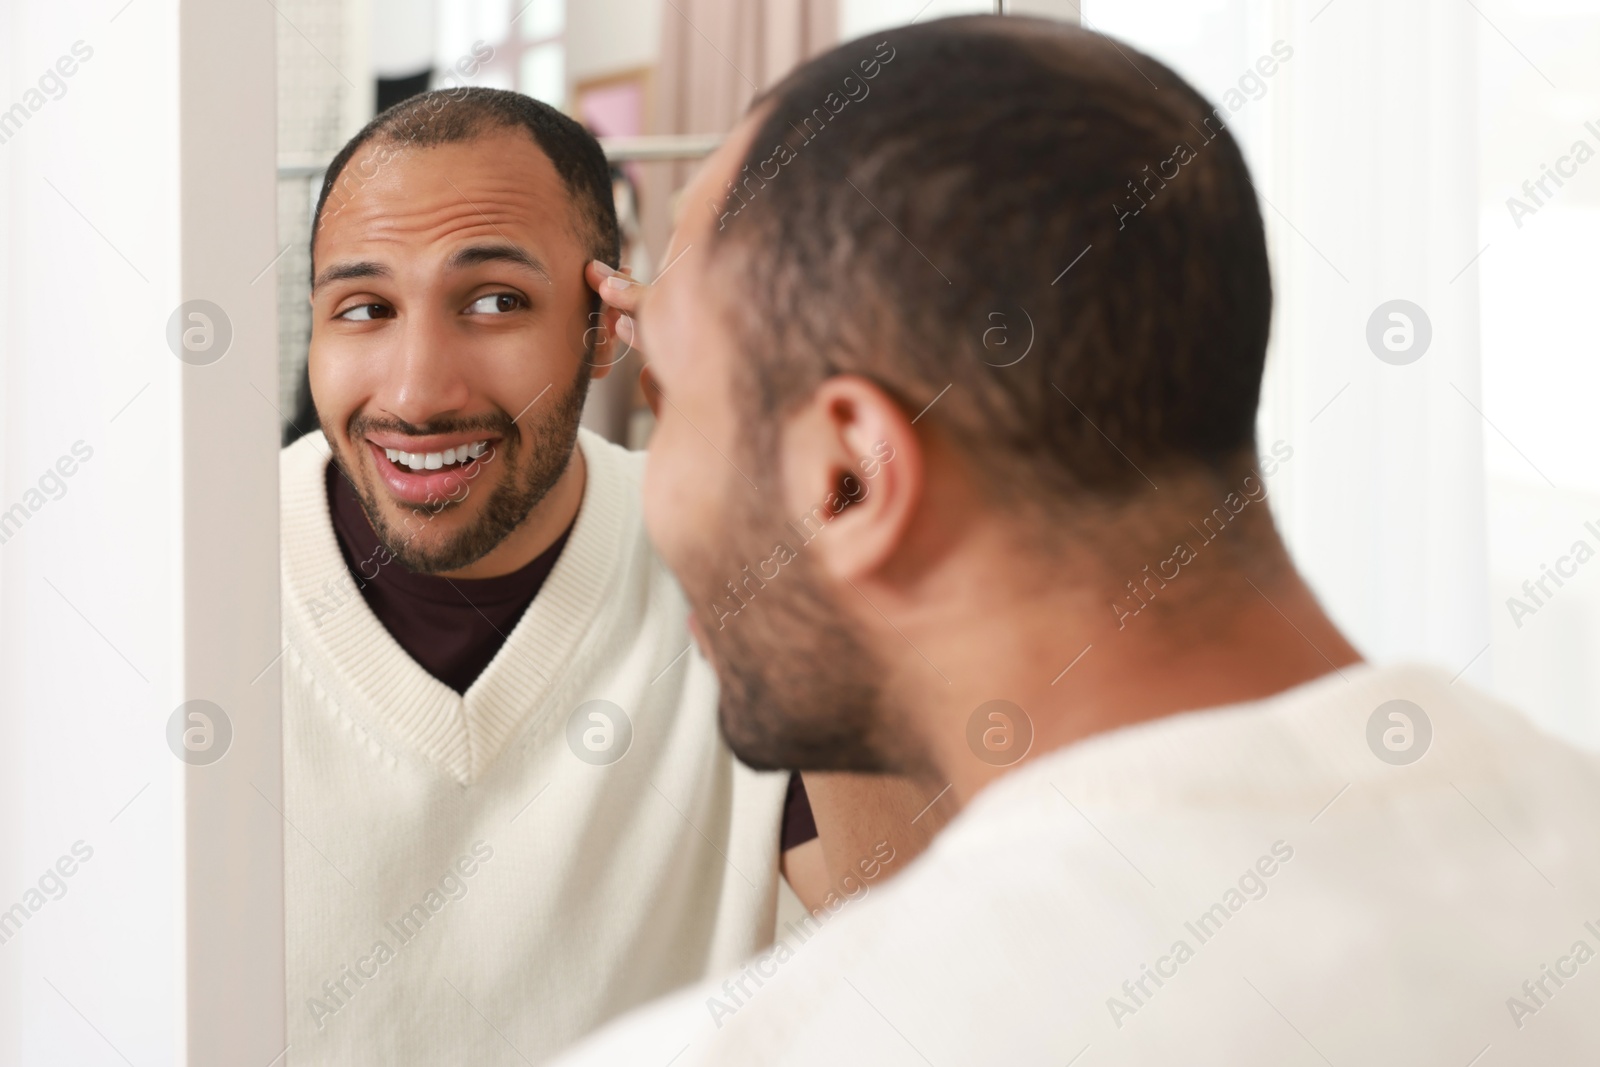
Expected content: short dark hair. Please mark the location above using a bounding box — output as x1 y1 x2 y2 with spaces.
310 87 620 287
712 16 1272 515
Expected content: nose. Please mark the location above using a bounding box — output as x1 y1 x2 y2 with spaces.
375 305 472 427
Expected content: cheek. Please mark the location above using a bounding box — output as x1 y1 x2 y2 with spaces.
485 312 585 408
641 436 688 563
306 342 356 435
642 422 723 569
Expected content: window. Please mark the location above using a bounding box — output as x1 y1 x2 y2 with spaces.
516 0 567 107
434 0 566 106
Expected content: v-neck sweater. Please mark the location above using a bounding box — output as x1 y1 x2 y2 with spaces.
279 428 788 1066
324 459 574 695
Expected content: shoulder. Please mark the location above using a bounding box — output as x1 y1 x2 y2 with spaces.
576 426 646 492
572 427 674 601
278 431 336 558
279 430 332 509
276 431 354 637
280 429 331 474
555 668 1600 1064
546 982 711 1067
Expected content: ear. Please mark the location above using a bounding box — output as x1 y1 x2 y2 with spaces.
585 299 627 381
778 375 922 582
638 363 663 418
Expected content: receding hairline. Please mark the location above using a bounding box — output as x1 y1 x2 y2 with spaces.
310 89 620 286
311 123 603 281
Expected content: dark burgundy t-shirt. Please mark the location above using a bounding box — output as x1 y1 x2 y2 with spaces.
325 464 817 848
327 463 571 692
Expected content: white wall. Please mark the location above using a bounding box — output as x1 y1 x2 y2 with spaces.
373 0 437 77
843 0 991 39
566 0 663 82
0 1 283 1062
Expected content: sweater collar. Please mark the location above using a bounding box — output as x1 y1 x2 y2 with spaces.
280 428 630 784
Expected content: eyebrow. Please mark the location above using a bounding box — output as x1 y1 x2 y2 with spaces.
312 260 389 291
311 243 552 293
447 243 552 284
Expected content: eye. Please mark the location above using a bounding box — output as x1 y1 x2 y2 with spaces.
337 302 393 322
465 293 526 315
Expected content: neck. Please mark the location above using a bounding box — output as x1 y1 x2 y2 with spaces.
440 445 587 579
881 534 1362 807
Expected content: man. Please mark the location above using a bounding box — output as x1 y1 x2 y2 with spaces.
555 16 1600 1064
279 88 936 1065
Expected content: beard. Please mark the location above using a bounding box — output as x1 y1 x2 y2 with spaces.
681 471 902 774
328 364 589 574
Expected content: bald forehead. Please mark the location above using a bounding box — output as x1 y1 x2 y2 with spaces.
313 131 590 277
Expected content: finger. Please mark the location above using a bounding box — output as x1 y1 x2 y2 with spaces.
590 285 641 360
587 259 645 313
601 275 643 315
615 313 637 348
584 258 617 295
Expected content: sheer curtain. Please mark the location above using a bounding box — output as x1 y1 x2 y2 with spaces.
642 0 838 259
1088 0 1491 690
1249 0 1490 683
1086 0 1600 749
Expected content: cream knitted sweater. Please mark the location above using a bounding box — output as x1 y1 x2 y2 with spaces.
555 663 1600 1065
278 429 786 1066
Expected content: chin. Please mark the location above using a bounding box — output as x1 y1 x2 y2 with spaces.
716 706 787 771
715 690 899 774
388 494 471 521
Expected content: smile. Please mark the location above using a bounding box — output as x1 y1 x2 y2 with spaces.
364 436 500 506
383 441 491 471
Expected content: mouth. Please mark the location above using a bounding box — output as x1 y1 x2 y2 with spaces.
382 440 490 472
364 435 500 506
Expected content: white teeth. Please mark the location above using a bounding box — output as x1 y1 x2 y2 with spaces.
384 440 490 471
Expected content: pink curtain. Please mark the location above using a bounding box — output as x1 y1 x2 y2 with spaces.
642 0 839 261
